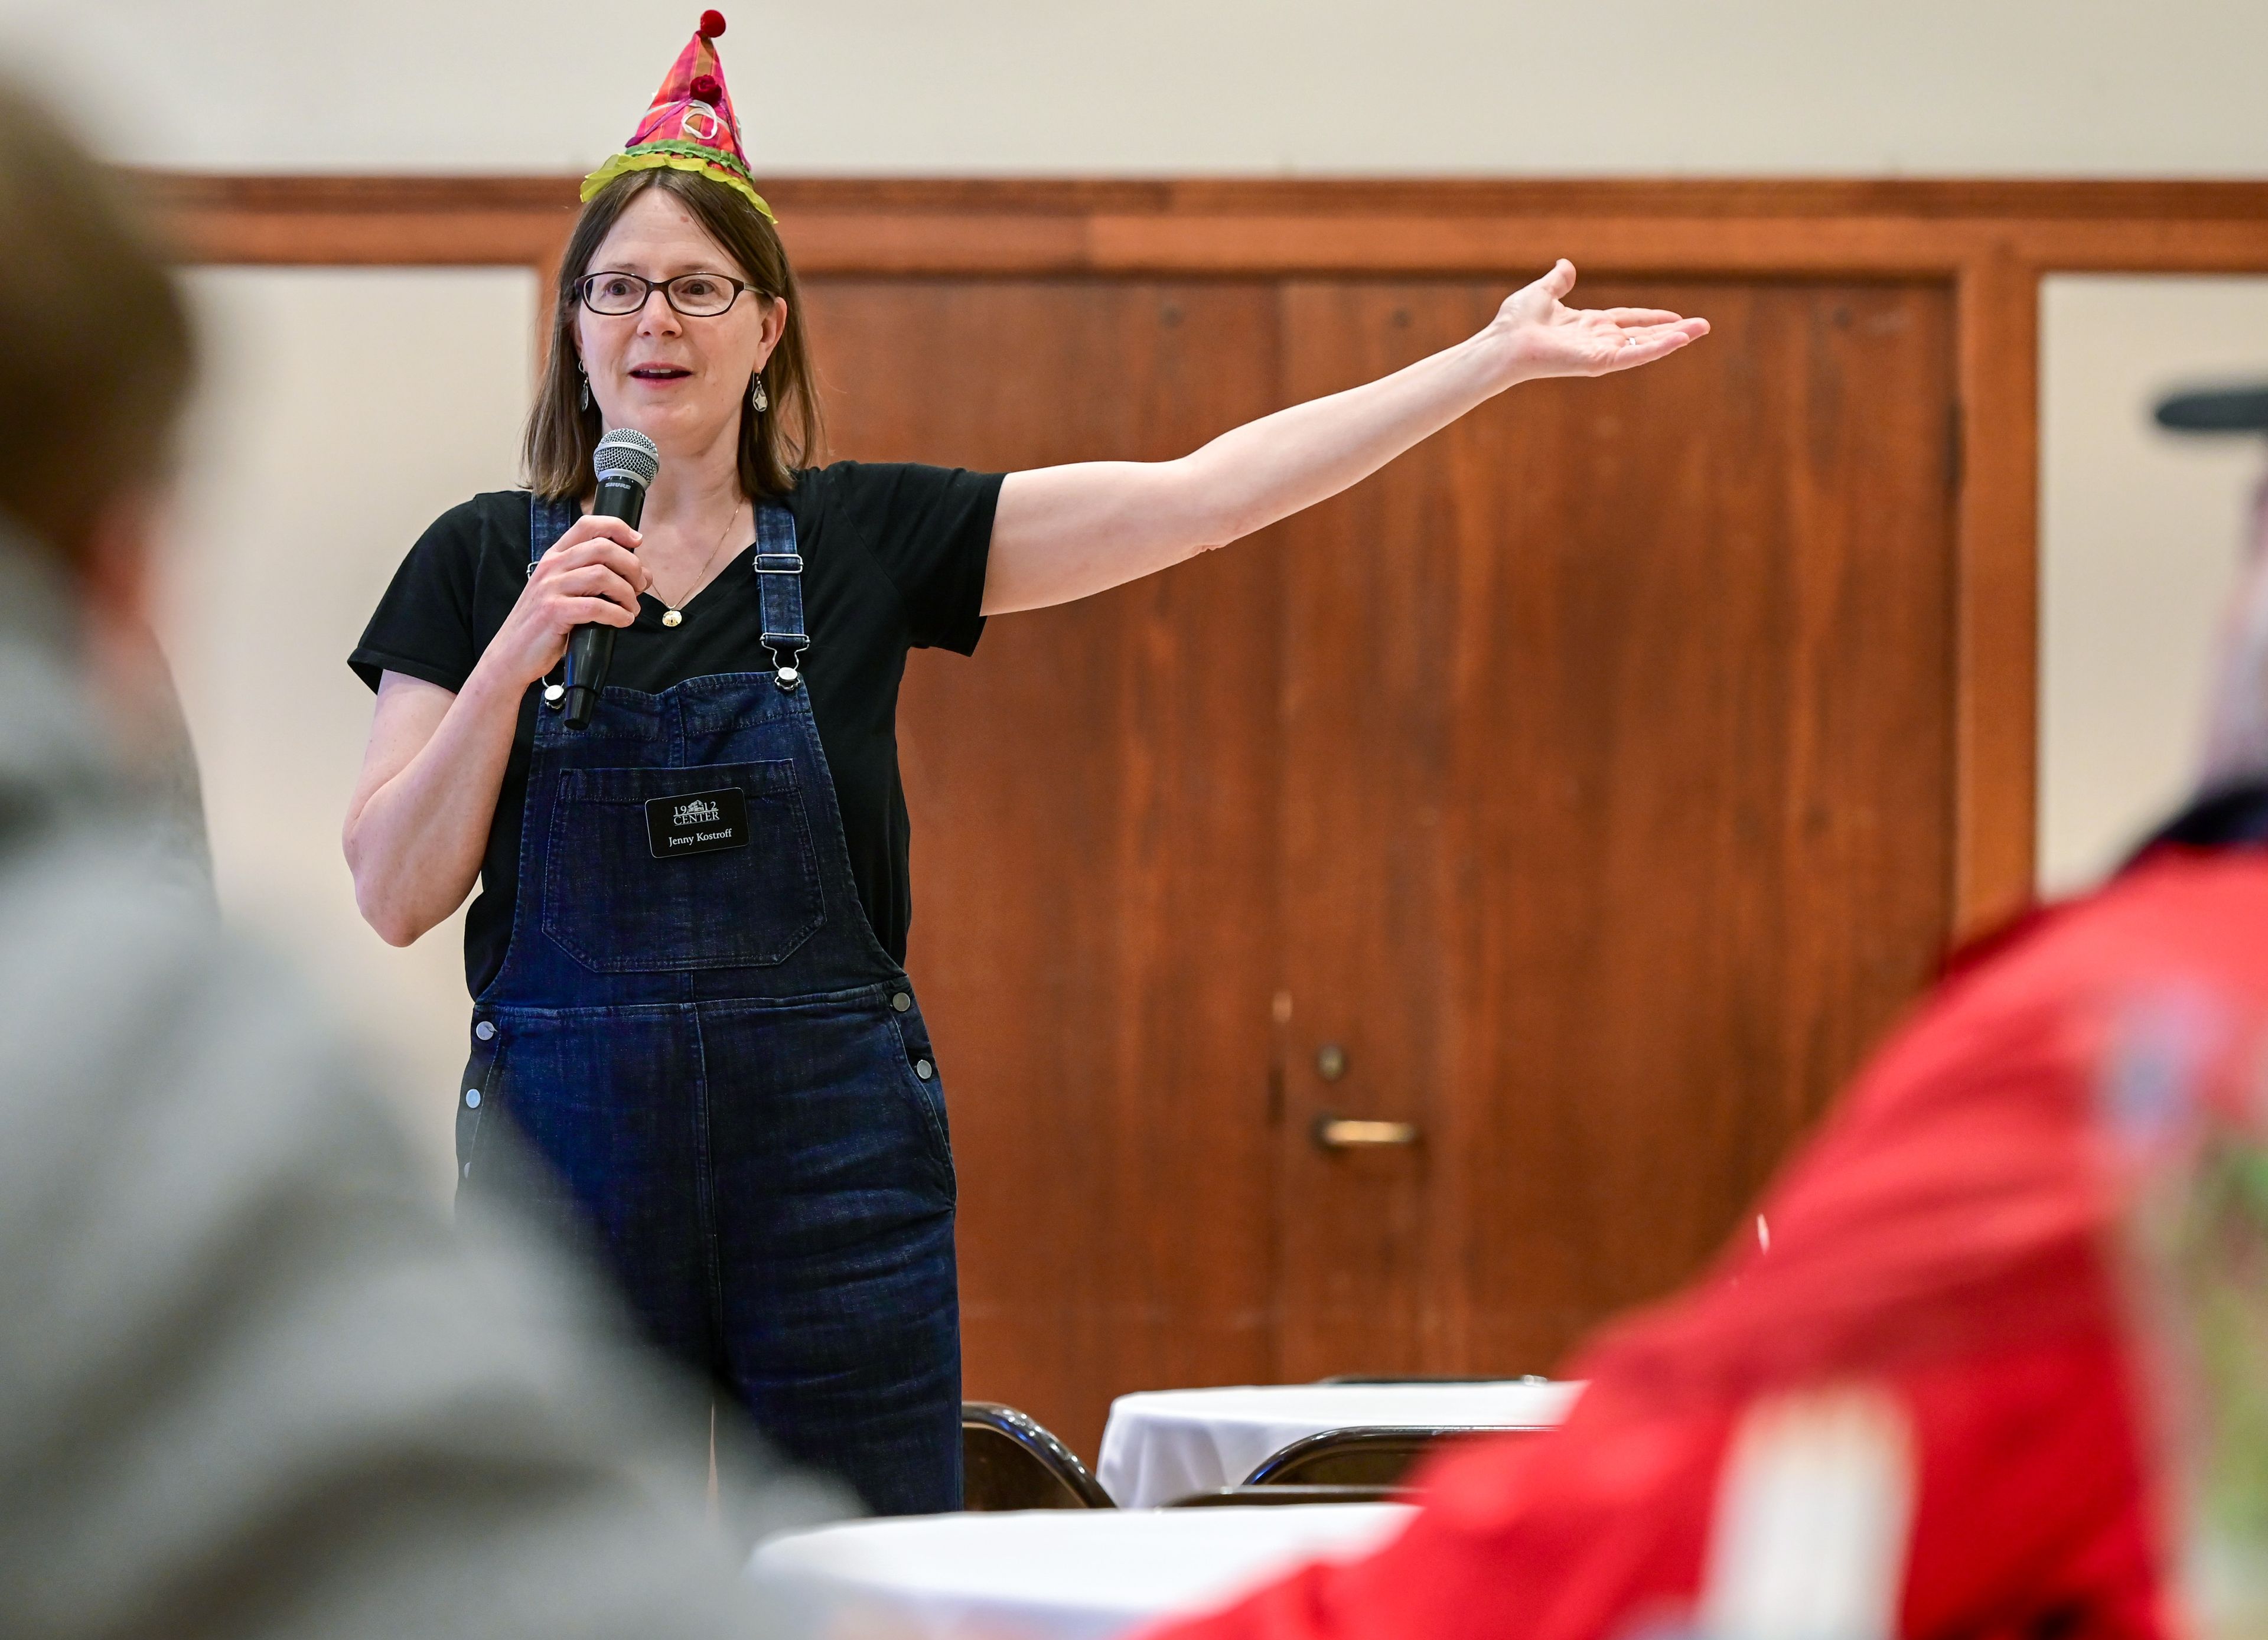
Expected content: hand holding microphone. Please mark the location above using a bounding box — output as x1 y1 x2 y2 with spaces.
559 428 662 729
485 429 659 711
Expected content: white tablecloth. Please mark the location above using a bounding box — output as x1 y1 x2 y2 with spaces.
1096 1381 1581 1508
751 1504 1413 1640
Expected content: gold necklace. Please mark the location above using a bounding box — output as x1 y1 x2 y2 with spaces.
655 498 746 628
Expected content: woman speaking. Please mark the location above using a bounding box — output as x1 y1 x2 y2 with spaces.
343 11 1707 1516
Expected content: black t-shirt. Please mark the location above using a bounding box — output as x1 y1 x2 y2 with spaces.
351 462 1002 995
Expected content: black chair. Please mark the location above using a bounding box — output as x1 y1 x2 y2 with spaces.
961 1402 1115 1510
1167 1484 1406 1507
1242 1425 1514 1489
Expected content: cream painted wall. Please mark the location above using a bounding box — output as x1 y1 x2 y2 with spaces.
0 0 2263 177
2037 278 2268 895
162 268 537 1184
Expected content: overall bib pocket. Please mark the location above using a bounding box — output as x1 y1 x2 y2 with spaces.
542 759 825 971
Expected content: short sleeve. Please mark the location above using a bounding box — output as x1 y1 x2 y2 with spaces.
822 463 1002 655
348 498 491 694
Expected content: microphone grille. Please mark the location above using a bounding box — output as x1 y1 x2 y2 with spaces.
593 428 661 488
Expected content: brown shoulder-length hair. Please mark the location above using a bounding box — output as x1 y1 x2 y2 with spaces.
524 167 823 501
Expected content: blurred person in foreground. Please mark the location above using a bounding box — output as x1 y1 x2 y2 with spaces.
1145 473 2268 1640
0 77 840 1640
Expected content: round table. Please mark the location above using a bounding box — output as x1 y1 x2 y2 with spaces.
750 1503 1413 1640
1096 1381 1580 1508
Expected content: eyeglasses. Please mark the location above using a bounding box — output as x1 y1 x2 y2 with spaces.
576 270 755 318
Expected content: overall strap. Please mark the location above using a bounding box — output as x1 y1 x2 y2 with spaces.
528 491 579 567
754 502 808 691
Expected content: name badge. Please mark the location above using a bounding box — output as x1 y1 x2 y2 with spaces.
644 786 751 859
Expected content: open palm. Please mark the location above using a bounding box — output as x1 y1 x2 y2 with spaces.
1494 259 1710 379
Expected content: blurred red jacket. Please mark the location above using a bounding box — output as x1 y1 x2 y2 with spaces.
1149 817 2268 1640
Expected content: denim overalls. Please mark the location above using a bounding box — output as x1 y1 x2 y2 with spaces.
455 495 961 1514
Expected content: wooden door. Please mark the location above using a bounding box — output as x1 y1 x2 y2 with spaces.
803 279 1287 1461
1273 280 1959 1377
806 272 1959 1460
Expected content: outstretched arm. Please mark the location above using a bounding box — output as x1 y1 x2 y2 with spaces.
982 260 1708 616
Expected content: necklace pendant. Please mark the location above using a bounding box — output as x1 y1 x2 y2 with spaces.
662 608 683 628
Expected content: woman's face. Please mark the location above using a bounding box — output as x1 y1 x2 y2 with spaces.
574 188 784 459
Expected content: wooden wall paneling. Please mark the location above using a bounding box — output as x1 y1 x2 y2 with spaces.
1273 279 1959 1378
799 278 1286 1460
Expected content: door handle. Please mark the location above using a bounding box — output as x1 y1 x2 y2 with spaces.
1312 1115 1420 1150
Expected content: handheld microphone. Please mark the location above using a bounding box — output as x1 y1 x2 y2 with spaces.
561 428 661 731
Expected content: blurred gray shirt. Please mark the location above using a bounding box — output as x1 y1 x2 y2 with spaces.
0 530 839 1638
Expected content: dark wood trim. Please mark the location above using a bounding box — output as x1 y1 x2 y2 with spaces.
133 172 2268 220
142 175 575 267
1952 255 2042 935
136 173 2268 276
139 172 2268 919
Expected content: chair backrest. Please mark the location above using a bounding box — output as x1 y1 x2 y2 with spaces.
1166 1484 1410 1507
961 1402 1115 1510
1243 1425 1514 1488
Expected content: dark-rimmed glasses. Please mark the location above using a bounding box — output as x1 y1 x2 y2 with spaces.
576 270 755 318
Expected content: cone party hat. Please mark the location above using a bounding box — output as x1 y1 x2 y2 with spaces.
582 10 772 221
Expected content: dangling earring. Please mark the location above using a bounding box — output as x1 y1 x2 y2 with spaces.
750 371 768 414
578 362 591 412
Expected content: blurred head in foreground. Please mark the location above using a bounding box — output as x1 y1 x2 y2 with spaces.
0 81 191 576
1145 474 2268 1640
0 76 838 1640
0 82 206 874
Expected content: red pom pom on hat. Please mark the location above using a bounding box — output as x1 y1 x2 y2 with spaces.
691 73 721 102
699 9 726 37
